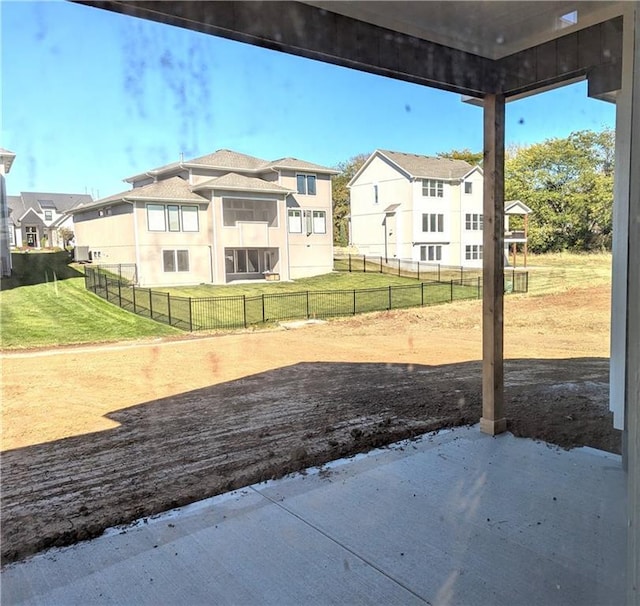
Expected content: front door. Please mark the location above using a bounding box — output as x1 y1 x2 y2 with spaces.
25 227 37 247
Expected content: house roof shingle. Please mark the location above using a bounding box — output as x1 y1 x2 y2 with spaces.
125 149 338 182
73 177 207 212
7 192 93 222
377 149 476 179
193 172 293 194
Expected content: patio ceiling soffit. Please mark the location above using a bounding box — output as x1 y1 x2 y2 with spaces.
81 1 623 100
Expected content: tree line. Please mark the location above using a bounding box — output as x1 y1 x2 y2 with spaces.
331 129 614 253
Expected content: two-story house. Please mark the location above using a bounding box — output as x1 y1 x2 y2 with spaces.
0 148 16 276
348 149 486 267
7 192 92 249
71 149 338 286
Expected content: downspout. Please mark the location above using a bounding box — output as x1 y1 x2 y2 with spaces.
127 199 141 285
210 190 218 284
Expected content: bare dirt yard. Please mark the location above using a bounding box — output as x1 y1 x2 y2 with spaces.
1 283 620 565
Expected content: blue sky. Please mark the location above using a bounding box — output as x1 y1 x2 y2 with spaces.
2 0 616 199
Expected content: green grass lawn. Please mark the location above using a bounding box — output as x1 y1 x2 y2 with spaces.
1 252 178 349
524 251 612 295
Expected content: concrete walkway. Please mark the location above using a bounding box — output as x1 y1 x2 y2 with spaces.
1 426 626 605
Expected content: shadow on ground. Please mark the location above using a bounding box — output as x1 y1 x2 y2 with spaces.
1 357 620 566
1 251 82 291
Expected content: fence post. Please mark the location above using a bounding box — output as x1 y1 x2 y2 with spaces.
450 279 454 302
398 258 401 276
438 264 441 282
149 288 153 319
353 289 356 315
167 292 172 326
133 285 137 313
477 276 481 299
262 294 265 323
417 262 420 281
119 264 122 282
364 254 367 273
118 280 122 307
243 295 247 328
189 297 193 331
526 271 529 293
348 254 352 273
388 285 392 310
306 291 310 319
105 277 109 301
421 282 424 306
460 266 463 284
380 256 383 273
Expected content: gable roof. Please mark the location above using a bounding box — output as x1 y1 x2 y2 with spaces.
349 149 479 186
505 200 533 214
7 192 93 222
377 150 475 179
188 149 270 170
72 177 207 212
193 172 293 194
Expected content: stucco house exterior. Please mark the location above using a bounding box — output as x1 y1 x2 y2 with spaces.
71 149 338 286
348 149 530 268
7 192 92 249
348 150 486 267
0 148 16 277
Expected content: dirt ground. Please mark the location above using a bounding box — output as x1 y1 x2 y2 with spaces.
0 284 620 565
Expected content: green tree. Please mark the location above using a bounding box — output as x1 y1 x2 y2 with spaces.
437 148 483 166
332 152 370 246
505 129 614 253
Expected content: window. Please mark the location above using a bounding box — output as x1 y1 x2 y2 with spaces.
422 179 444 197
181 206 199 232
288 209 302 233
420 245 442 261
464 181 472 194
465 213 483 230
223 199 277 227
465 245 483 260
296 174 317 195
226 249 265 274
373 184 379 204
312 210 326 234
44 210 53 221
422 213 444 232
167 205 180 232
163 249 189 272
147 204 166 231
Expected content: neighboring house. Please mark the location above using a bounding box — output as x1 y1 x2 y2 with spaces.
70 149 338 286
348 149 485 267
7 192 92 249
348 149 529 267
0 148 16 277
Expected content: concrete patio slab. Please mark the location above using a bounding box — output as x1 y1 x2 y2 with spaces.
0 426 626 606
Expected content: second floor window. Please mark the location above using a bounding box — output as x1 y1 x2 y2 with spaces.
44 210 53 221
464 181 473 194
422 213 444 232
297 174 317 195
422 179 444 197
147 204 199 232
465 213 483 230
303 209 326 234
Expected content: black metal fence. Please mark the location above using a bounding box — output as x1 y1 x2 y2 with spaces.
85 264 528 332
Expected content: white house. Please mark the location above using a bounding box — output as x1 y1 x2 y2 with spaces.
348 149 529 267
0 148 16 276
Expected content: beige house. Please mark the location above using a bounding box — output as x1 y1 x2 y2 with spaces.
71 149 338 286
349 149 486 266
